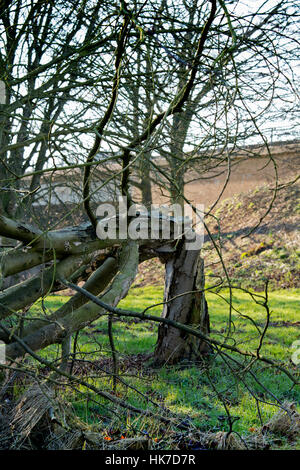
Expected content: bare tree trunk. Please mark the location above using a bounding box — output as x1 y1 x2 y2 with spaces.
140 153 152 208
60 334 72 373
154 240 210 365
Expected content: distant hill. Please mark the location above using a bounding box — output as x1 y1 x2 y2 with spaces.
135 181 300 290
203 181 300 290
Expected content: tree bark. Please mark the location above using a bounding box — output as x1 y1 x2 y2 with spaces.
0 253 90 321
154 240 210 365
5 241 139 360
60 334 72 373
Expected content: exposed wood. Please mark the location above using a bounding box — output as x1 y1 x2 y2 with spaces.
154 239 210 364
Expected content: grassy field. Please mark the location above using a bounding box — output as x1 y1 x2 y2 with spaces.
29 285 300 450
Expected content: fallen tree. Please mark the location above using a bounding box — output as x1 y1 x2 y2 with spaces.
0 210 209 362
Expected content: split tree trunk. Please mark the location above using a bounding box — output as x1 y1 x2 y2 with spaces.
154 240 210 365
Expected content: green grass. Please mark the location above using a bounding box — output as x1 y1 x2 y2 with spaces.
28 286 300 449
